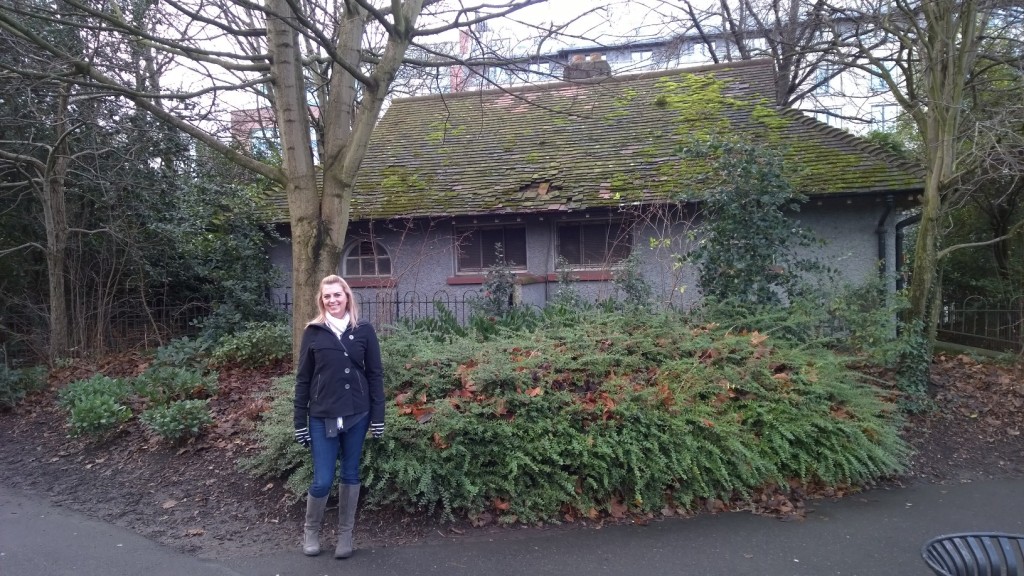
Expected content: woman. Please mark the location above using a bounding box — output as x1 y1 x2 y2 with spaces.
293 275 385 559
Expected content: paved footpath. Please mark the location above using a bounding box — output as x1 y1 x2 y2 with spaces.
3 479 1023 576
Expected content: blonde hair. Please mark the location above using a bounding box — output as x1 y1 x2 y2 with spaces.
307 275 360 326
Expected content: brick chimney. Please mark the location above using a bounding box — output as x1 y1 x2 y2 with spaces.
563 53 611 80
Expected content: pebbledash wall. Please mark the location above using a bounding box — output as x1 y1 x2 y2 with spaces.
268 194 901 322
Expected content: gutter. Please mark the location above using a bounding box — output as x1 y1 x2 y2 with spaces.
875 195 895 280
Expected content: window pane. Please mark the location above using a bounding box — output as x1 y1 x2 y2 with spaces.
480 229 505 268
558 226 581 265
557 221 631 267
581 224 607 265
503 228 527 267
456 227 526 272
345 256 361 275
457 230 483 271
344 241 390 276
607 222 632 262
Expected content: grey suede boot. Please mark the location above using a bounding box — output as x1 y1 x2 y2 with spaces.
334 483 360 559
303 493 329 556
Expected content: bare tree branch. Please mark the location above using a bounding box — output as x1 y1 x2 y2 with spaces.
0 242 43 257
938 218 1024 260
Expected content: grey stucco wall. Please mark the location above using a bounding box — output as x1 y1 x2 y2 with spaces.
269 196 902 323
797 196 897 289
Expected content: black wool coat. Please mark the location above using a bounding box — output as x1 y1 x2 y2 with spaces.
293 321 385 429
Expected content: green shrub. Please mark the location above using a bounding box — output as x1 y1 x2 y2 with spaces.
612 252 653 310
399 302 468 341
467 305 540 338
209 321 291 368
58 374 131 408
471 244 519 320
467 245 541 339
58 374 134 438
133 366 217 406
239 376 313 497
67 395 133 437
139 399 213 442
679 138 830 305
151 336 213 369
246 309 909 523
0 365 48 410
549 256 585 312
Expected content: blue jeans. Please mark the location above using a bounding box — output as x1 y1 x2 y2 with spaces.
308 413 369 498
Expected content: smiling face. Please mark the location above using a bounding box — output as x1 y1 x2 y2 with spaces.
320 282 348 318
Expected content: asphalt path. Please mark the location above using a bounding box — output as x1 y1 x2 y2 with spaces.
3 479 1023 576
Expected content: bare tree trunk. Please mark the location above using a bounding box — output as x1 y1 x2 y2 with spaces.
905 0 981 340
265 0 321 354
40 83 73 361
908 163 942 325
927 266 944 343
989 209 1013 281
266 0 424 359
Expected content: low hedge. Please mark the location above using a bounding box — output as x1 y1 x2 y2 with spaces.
244 310 908 523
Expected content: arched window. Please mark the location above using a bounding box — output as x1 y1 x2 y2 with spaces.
343 241 391 277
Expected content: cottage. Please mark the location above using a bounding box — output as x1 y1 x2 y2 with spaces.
266 59 922 322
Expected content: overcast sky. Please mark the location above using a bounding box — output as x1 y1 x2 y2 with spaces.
412 0 689 56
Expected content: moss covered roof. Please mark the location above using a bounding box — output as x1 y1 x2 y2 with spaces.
267 59 923 222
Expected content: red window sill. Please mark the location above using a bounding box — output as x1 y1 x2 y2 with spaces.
446 273 546 286
545 270 614 282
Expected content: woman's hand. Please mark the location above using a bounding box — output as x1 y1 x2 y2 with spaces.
294 426 312 447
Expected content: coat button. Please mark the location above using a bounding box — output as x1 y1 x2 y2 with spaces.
349 335 354 340
345 384 350 389
344 368 351 374
344 352 348 356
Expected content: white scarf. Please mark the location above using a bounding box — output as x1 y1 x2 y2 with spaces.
326 312 351 432
325 312 350 339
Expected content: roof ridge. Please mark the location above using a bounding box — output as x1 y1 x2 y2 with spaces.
778 108 925 178
333 64 922 222
390 58 776 105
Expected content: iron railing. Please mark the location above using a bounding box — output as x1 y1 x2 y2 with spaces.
6 292 1021 366
275 289 489 328
937 296 1023 353
1 302 211 367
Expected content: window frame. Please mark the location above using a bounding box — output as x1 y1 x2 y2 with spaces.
814 63 842 95
554 218 633 270
453 224 528 274
871 103 900 128
342 240 392 277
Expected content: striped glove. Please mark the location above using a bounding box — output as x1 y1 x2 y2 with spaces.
294 426 311 447
369 422 385 439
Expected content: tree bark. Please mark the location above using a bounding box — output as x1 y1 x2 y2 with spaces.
906 0 981 338
41 83 73 361
263 0 425 359
265 0 321 355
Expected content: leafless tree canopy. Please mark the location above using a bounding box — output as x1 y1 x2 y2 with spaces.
819 0 1024 328
0 0 620 358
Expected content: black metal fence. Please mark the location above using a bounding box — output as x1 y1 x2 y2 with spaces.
937 297 1024 353
2 291 484 366
6 291 1021 366
1 302 211 367
275 290 482 328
